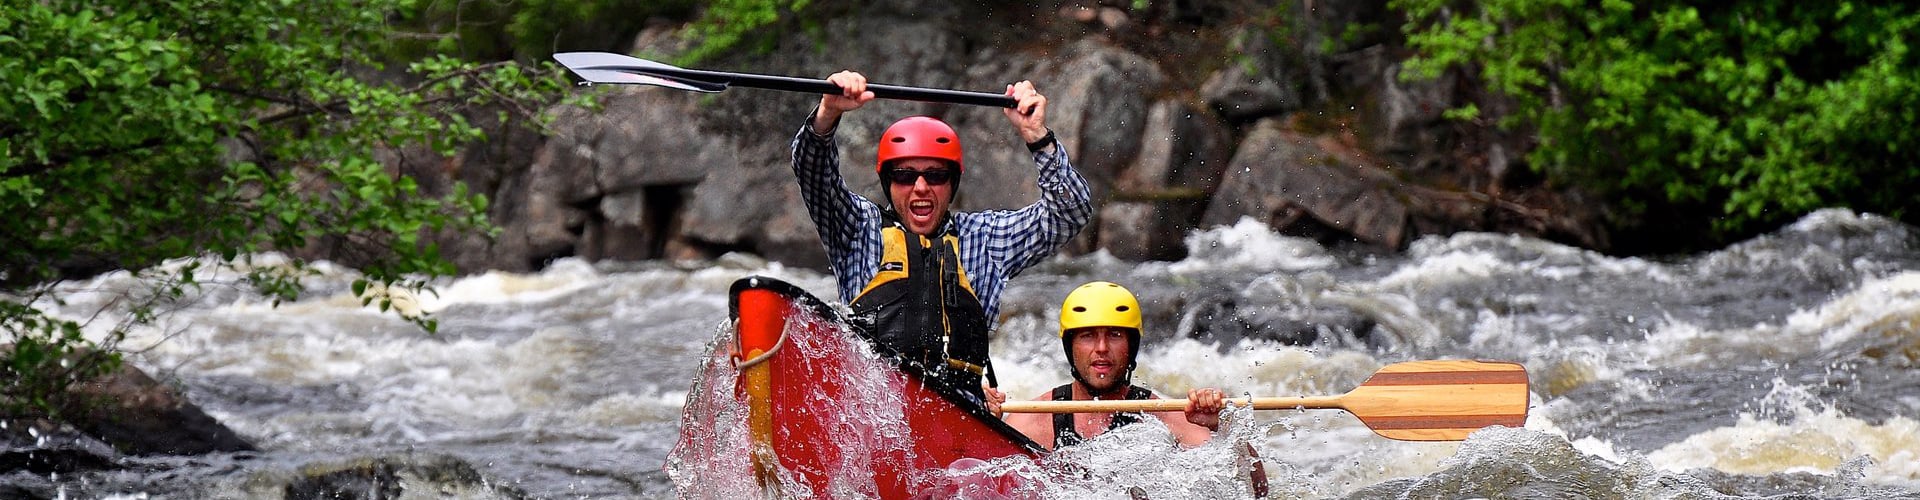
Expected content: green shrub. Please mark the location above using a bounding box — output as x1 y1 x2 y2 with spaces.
1394 0 1920 238
393 0 700 62
1 0 570 417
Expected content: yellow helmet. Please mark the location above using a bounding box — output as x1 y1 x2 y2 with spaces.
1058 281 1142 337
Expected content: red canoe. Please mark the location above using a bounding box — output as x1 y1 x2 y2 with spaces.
670 276 1044 498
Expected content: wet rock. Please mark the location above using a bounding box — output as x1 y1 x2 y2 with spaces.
0 419 120 475
283 454 531 500
1170 289 1376 348
0 483 51 500
61 362 256 456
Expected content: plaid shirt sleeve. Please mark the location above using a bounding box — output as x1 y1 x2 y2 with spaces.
791 113 883 304
954 143 1095 320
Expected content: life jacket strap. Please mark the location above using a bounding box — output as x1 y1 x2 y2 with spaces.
944 358 987 376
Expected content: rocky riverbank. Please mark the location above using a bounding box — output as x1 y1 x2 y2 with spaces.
393 1 1609 274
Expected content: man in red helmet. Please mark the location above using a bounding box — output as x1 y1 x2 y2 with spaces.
791 71 1093 404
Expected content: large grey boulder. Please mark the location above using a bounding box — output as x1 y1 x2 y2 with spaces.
280 454 530 500
62 362 257 456
1099 99 1233 260
1202 118 1412 248
1200 27 1305 122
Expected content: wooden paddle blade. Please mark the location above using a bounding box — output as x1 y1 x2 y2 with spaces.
1341 360 1530 441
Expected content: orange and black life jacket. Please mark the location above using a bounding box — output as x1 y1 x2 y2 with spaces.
850 216 996 392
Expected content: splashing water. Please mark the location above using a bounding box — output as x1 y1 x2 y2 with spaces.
15 209 1920 498
662 321 763 497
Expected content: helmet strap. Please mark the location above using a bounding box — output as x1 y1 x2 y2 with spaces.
1062 330 1140 398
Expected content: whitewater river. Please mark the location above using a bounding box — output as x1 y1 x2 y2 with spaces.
13 209 1920 498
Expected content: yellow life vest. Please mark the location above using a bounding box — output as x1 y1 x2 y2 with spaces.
850 223 994 389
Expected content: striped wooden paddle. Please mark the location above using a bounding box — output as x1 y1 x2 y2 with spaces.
999 360 1530 441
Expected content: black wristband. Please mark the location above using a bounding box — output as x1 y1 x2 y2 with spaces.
1026 129 1056 152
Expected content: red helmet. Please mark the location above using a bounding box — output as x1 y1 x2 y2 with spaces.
875 116 962 173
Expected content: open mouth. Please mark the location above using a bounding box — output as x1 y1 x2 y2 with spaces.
909 200 935 218
1089 360 1116 378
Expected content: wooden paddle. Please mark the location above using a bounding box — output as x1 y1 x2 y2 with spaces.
999 360 1530 441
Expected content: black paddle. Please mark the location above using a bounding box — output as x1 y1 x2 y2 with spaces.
552 52 1019 108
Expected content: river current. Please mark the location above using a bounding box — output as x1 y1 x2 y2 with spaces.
12 208 1920 498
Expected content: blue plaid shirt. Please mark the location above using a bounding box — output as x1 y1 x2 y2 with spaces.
791 116 1093 324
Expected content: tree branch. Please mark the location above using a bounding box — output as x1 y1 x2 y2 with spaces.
231 61 518 126
1 137 172 180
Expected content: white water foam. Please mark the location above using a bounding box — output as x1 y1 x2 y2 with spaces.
1639 271 1920 368
1170 217 1339 274
409 258 603 313
1644 381 1920 486
1395 231 1675 287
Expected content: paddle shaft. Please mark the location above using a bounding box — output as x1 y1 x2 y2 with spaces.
588 64 1018 108
993 360 1530 441
1000 396 1342 414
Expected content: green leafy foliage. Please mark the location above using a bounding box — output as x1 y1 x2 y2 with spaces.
0 300 119 418
675 0 816 64
388 0 809 68
1393 0 1920 237
1 0 572 417
392 0 699 61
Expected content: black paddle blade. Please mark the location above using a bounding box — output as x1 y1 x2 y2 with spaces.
552 52 728 92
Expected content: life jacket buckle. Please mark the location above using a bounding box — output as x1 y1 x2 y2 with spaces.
945 358 986 376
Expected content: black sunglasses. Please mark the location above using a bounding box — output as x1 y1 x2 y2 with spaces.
884 169 955 186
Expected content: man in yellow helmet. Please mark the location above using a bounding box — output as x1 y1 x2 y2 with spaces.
993 281 1227 449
